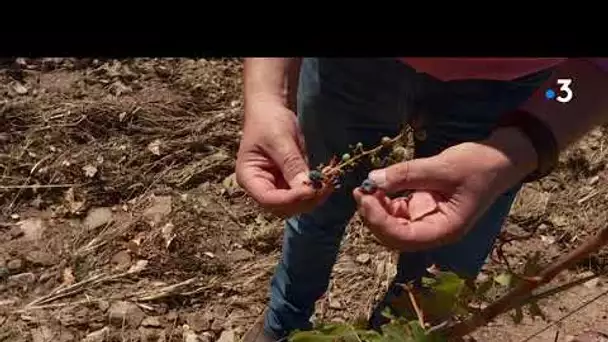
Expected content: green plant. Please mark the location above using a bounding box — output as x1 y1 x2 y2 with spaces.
291 124 608 341
305 124 413 190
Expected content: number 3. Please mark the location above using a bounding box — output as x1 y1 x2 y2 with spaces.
556 78 573 103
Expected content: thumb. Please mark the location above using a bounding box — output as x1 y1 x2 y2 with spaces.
268 137 310 189
368 157 449 193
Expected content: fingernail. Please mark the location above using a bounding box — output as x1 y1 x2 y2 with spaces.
292 171 312 187
368 170 387 188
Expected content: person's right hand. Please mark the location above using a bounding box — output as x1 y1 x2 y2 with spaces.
235 97 332 217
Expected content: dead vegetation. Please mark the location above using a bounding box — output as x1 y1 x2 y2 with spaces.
1 58 608 342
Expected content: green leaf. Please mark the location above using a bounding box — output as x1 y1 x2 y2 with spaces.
418 272 466 321
289 330 340 342
421 276 437 288
494 273 513 287
382 320 416 342
475 278 494 298
381 306 397 320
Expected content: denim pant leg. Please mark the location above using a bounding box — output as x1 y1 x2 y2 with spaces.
264 58 419 338
368 68 554 328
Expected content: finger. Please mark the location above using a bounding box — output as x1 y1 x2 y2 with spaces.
238 166 316 208
353 188 392 228
368 157 451 193
408 191 439 221
389 217 460 251
268 137 310 188
390 197 410 218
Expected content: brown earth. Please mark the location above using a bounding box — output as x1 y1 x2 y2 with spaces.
1 58 607 342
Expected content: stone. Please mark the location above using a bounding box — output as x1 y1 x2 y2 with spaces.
8 225 24 239
17 218 46 241
355 253 371 265
31 326 55 342
228 249 254 263
141 316 163 328
211 317 225 332
329 299 342 310
97 300 109 312
166 311 178 322
108 301 145 328
143 196 172 226
82 327 110 342
8 272 36 286
25 251 55 266
7 259 22 271
217 329 236 342
110 250 132 270
186 312 212 332
138 327 163 342
84 207 113 230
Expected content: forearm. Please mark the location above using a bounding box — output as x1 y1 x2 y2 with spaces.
485 58 608 186
520 58 608 151
243 58 302 111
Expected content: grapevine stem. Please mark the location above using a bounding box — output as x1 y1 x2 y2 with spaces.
322 132 406 178
447 225 608 338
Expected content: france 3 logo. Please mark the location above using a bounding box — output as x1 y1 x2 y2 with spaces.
545 78 573 103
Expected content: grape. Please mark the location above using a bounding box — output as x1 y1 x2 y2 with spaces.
308 170 324 189
311 181 323 189
381 136 391 147
342 153 351 161
356 142 363 149
361 179 378 194
309 170 323 182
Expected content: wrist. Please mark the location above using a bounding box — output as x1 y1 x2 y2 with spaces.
482 127 539 185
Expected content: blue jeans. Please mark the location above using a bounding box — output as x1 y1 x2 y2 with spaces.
263 58 553 338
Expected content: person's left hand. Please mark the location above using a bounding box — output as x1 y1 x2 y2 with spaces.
352 128 538 252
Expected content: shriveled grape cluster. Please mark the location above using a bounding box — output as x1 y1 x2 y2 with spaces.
306 124 414 192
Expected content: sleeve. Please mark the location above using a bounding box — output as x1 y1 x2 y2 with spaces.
587 58 608 72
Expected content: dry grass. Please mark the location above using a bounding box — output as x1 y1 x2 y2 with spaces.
1 58 608 342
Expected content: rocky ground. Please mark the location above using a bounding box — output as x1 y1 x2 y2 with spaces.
1 58 607 342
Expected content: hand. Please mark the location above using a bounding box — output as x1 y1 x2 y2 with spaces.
352 128 538 252
235 97 332 217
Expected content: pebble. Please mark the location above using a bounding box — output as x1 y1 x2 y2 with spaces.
329 299 342 310
8 272 36 286
186 312 212 332
217 329 236 342
108 301 145 328
82 327 109 342
228 249 254 263
25 251 55 266
141 316 163 328
31 326 55 342
84 207 113 230
7 259 23 271
356 253 371 265
17 218 46 241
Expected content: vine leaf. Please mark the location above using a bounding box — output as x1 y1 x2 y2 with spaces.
475 277 494 299
494 273 513 287
419 272 467 321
